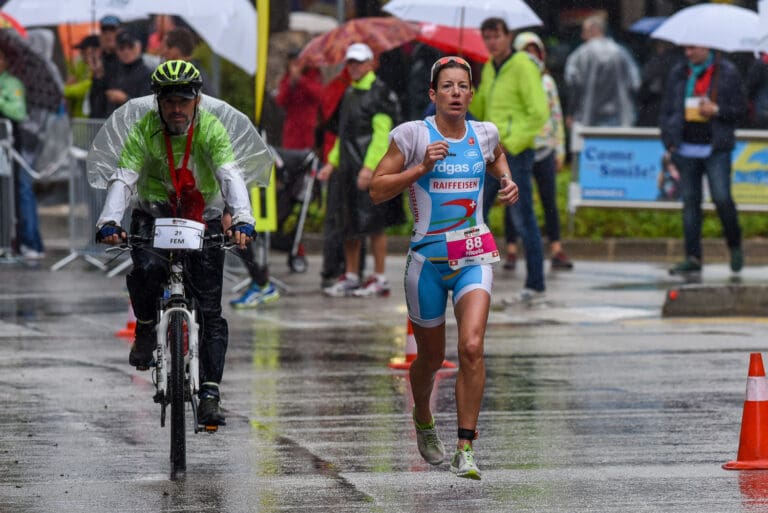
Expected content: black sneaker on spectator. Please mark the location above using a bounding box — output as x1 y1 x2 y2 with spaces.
502 254 516 271
551 251 574 270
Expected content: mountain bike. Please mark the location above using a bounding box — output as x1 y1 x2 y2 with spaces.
108 217 231 476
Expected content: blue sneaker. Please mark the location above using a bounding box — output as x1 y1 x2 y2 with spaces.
230 282 280 309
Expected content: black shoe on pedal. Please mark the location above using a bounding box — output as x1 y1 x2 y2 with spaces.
197 396 226 427
128 324 155 370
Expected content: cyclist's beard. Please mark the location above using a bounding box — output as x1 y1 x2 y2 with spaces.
165 115 192 135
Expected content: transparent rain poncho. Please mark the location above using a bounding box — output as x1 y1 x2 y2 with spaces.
87 94 273 190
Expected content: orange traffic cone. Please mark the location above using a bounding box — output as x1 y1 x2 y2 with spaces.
388 318 456 370
724 353 768 470
115 300 136 339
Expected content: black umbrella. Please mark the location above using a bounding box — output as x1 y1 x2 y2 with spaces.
0 28 62 112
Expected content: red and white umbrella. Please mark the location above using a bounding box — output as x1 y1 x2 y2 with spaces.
416 23 488 62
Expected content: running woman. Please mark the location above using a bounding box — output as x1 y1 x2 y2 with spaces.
370 56 518 480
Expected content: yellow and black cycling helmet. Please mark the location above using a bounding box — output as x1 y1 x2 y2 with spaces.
151 60 203 99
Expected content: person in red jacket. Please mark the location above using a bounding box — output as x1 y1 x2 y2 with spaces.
275 49 323 150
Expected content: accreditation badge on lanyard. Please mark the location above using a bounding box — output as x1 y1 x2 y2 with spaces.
445 223 500 270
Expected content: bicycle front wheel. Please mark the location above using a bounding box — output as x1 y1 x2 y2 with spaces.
168 310 186 474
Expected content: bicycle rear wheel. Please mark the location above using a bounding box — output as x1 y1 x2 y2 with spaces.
169 310 186 474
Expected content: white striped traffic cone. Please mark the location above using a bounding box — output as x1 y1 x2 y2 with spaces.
724 353 768 470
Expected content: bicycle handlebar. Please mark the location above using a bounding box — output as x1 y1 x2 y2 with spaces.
105 232 234 254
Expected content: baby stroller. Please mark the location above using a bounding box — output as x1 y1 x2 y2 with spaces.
270 146 319 273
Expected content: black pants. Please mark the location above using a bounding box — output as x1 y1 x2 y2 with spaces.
126 211 228 386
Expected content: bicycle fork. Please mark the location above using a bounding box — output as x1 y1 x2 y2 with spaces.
155 306 200 392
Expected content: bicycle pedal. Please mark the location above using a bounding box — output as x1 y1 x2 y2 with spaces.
203 425 218 433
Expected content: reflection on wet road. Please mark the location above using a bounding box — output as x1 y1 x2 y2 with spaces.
2 258 768 512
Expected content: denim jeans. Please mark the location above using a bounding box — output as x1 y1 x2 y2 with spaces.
673 150 741 260
506 151 561 244
483 149 544 291
14 152 44 253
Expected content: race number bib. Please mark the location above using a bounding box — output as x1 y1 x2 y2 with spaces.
153 218 205 250
445 224 500 270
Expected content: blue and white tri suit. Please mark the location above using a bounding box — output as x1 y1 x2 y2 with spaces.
390 116 500 327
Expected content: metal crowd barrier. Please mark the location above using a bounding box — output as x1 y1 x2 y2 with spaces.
51 117 115 271
0 119 15 262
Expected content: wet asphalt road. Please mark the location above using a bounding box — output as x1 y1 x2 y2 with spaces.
3 253 768 512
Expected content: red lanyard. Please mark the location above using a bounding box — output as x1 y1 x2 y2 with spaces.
163 121 195 197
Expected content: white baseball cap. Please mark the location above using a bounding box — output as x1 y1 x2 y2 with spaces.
345 43 374 62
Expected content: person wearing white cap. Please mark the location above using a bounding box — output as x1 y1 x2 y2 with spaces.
317 42 404 298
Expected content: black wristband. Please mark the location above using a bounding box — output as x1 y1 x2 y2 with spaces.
458 427 477 441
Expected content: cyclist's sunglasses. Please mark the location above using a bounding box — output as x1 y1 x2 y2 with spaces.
429 56 472 87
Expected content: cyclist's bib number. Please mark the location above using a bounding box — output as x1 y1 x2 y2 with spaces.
153 218 205 250
446 224 499 270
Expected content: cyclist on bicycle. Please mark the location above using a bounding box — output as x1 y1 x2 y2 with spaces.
89 60 273 426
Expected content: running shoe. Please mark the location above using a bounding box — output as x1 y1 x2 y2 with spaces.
502 288 546 307
323 276 360 297
413 408 445 465
353 276 391 297
450 443 481 480
19 244 45 260
230 282 280 308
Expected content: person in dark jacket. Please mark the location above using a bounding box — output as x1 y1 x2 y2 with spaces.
317 43 404 297
746 52 768 128
106 30 153 111
659 45 745 276
87 15 122 119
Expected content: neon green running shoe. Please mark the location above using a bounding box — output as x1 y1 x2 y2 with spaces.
450 443 481 480
413 408 445 465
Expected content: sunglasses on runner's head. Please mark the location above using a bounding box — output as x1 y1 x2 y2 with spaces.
430 56 472 87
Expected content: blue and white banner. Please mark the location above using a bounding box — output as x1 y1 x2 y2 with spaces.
577 134 768 205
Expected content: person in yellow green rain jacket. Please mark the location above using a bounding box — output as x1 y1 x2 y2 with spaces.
470 17 549 303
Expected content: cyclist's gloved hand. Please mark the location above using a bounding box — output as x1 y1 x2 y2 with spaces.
229 222 255 249
231 222 255 238
95 222 125 243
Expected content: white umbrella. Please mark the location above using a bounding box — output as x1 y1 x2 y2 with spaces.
3 0 257 74
183 5 256 75
650 4 760 53
289 12 338 33
382 0 541 30
1 0 145 25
